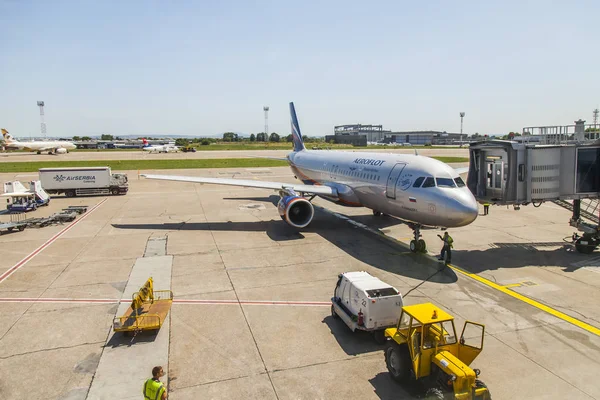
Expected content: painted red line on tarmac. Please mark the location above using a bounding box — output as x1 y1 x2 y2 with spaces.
0 297 331 307
0 198 108 284
174 299 331 307
0 297 120 304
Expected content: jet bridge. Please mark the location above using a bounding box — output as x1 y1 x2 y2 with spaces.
467 122 600 253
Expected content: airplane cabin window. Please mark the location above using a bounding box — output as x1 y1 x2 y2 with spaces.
454 177 466 187
422 177 436 188
413 177 425 187
436 177 456 188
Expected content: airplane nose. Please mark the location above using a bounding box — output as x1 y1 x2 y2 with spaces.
447 193 478 227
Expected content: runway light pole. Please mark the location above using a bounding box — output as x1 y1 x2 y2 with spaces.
459 112 465 145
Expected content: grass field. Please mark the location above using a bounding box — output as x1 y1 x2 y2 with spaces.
0 157 469 173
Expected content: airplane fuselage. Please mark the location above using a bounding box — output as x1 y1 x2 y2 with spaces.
143 145 179 153
5 140 76 153
287 150 478 228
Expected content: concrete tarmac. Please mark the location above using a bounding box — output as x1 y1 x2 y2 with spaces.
0 147 469 162
0 166 598 399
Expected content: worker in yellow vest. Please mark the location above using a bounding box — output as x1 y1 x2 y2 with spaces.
483 202 490 216
144 366 167 400
437 232 453 264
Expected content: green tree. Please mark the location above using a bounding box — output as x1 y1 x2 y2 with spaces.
175 138 189 147
256 132 266 142
201 139 210 145
223 132 239 142
285 134 293 142
250 133 256 142
100 134 114 140
269 132 280 142
81 136 91 141
72 136 81 141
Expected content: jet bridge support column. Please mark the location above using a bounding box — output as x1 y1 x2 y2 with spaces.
572 199 581 222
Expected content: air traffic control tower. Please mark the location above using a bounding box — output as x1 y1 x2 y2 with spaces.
467 119 600 253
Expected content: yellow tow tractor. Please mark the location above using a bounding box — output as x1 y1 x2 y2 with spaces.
113 277 173 335
384 303 491 400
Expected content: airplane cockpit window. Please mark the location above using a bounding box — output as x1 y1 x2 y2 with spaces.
413 177 425 187
454 177 465 187
436 177 456 188
422 177 436 188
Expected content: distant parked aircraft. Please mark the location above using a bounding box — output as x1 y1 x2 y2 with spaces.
2 129 76 154
141 139 180 153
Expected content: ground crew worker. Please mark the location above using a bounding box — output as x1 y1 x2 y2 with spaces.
437 232 453 263
144 366 167 400
483 202 490 215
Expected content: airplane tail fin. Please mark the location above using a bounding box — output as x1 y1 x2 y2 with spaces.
289 102 306 152
1 129 16 143
142 138 149 147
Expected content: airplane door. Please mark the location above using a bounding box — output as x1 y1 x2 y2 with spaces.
386 163 406 199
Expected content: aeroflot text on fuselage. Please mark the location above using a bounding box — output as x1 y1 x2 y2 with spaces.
353 158 385 167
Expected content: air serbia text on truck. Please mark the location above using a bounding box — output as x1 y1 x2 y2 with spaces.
39 167 128 197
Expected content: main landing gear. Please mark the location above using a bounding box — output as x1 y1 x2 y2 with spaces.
408 224 426 253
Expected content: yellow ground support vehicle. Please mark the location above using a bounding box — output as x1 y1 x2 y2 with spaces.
113 277 173 335
384 303 491 400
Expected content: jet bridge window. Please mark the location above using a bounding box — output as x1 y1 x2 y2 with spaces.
454 177 465 187
576 148 600 193
436 177 456 188
413 177 425 187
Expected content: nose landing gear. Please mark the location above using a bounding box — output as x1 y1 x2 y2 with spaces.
408 224 427 253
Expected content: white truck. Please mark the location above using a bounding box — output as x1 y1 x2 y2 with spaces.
331 271 403 343
39 167 128 197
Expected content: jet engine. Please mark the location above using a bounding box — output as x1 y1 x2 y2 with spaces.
277 195 314 228
55 148 67 154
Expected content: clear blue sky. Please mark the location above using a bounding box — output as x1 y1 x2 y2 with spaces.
1 1 599 138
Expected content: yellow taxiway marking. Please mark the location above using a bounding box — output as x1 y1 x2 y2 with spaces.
448 264 600 337
502 283 522 288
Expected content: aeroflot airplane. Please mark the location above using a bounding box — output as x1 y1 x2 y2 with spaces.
142 103 478 253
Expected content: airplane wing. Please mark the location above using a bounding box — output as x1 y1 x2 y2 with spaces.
141 174 338 196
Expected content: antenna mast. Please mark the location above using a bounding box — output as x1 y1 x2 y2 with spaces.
37 101 46 138
263 106 269 142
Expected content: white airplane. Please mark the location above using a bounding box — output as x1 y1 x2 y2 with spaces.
142 103 478 252
141 139 180 153
1 129 76 154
